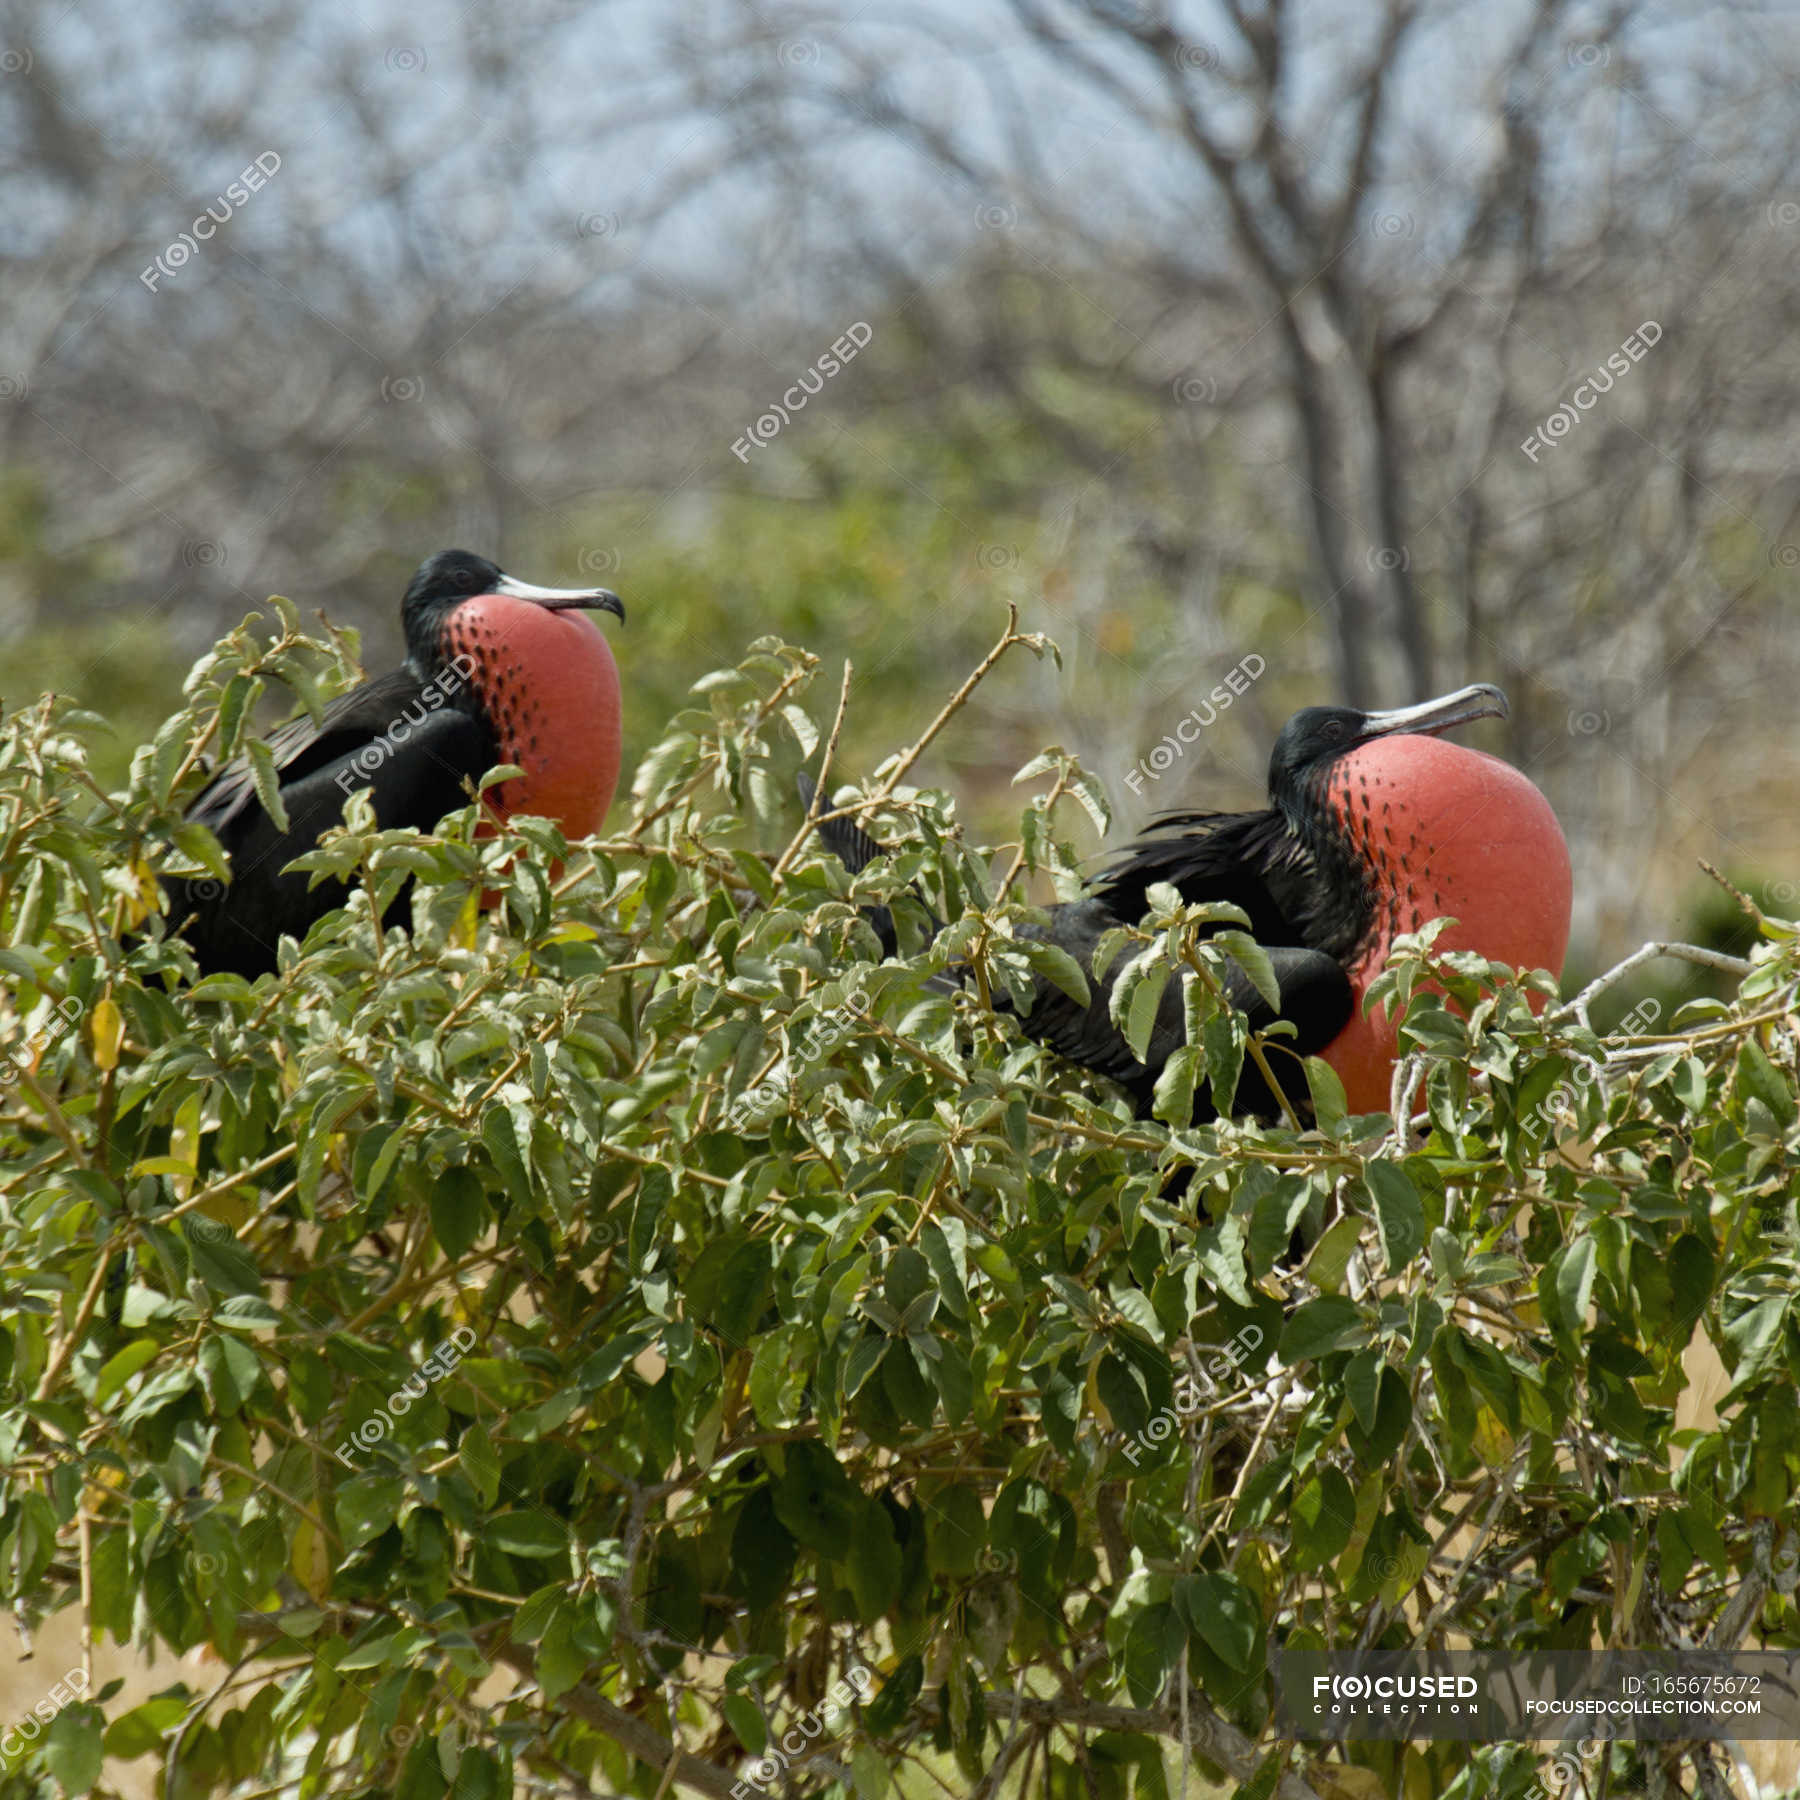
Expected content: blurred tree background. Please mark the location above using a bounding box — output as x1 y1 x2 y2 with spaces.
1 0 1797 973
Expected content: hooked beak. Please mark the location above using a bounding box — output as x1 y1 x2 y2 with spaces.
494 572 626 623
1359 682 1507 741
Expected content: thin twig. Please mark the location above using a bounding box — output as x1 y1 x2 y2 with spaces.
1698 858 1762 923
985 1687 1324 1800
1184 948 1303 1131
34 1248 115 1402
1552 941 1755 1026
1193 1371 1293 1563
160 1143 297 1225
772 657 854 879
492 1646 774 1800
863 602 1028 809
77 1510 93 1691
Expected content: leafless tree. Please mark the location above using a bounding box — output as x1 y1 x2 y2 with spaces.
647 0 1798 695
634 0 1800 949
0 0 764 668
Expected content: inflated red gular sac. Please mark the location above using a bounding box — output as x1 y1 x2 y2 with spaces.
163 549 625 978
803 683 1573 1124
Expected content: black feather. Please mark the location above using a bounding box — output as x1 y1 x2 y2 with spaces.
796 773 1353 1121
166 695 493 977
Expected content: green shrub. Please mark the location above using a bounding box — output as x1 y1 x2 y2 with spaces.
1 606 1796 1800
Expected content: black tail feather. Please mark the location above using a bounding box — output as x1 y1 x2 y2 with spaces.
796 771 908 958
793 768 1338 1127
795 772 892 876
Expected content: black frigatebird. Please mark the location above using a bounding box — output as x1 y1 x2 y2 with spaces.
163 549 626 978
802 683 1573 1119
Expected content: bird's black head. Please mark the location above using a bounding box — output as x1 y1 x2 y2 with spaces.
401 551 504 660
1263 683 1509 962
1268 684 1509 818
1266 706 1365 803
400 549 626 669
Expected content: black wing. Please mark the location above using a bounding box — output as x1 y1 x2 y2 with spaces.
186 668 443 840
796 772 887 874
168 686 495 978
1033 807 1350 1113
1023 895 1351 1117
798 772 1353 1120
797 772 945 959
1091 807 1319 946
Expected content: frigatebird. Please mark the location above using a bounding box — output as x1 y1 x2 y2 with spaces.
802 683 1572 1120
163 550 626 978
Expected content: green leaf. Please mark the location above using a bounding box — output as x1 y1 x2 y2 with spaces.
1722 1296 1789 1388
429 1166 488 1261
1549 1235 1597 1343
1277 1296 1365 1365
335 1476 404 1550
1229 1756 1285 1800
1364 1161 1425 1273
1247 1175 1314 1279
1669 1233 1715 1330
197 1333 262 1414
89 1528 131 1641
459 1422 502 1507
882 1339 937 1427
481 1107 532 1211
731 848 777 905
215 1295 282 1329
487 1512 567 1559
1214 930 1281 1012
1019 938 1090 1007
115 1365 197 1428
44 1701 105 1796
338 1629 403 1671
445 1020 511 1068
730 1486 797 1613
1096 1351 1151 1439
1151 1044 1200 1129
536 1610 586 1706
779 704 819 758
94 1339 160 1408
169 820 231 883
774 1441 863 1554
1449 1329 1521 1435
102 1695 187 1759
863 1654 923 1736
1292 1466 1356 1570
1736 1040 1797 1127
1175 1570 1259 1671
185 1220 264 1298
245 736 291 835
842 1501 902 1620
715 1236 775 1348
924 1485 988 1576
750 1325 807 1429
1303 1056 1347 1135
720 1690 766 1755
1125 966 1168 1065
1202 1007 1244 1116
1344 1348 1383 1436
511 1584 567 1645
1305 1215 1365 1295
1120 1601 1181 1707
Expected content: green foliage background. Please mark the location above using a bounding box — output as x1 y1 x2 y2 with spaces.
1 607 1797 1800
